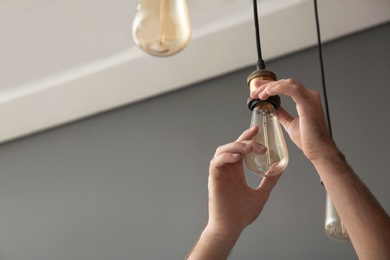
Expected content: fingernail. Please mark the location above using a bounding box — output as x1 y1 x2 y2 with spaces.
259 92 265 100
231 153 240 159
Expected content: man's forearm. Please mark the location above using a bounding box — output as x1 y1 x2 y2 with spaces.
312 149 390 259
186 227 240 260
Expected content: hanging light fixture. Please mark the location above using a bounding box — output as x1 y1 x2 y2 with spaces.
244 0 289 177
132 0 191 57
313 0 349 242
246 0 349 242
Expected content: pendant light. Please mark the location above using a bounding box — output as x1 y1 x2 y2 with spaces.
313 0 349 242
132 0 191 57
244 0 289 177
246 0 349 242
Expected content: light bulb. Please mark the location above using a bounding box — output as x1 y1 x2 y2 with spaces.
325 192 350 242
244 70 289 177
132 0 191 57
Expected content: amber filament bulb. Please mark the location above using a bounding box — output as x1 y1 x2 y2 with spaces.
132 0 191 57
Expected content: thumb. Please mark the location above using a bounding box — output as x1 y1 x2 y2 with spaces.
255 174 282 198
276 106 294 132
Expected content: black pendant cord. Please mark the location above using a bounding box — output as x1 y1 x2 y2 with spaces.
252 0 266 70
252 0 333 136
314 0 333 138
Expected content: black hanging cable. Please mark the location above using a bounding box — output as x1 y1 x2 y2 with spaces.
314 0 333 138
314 2 349 238
252 0 265 70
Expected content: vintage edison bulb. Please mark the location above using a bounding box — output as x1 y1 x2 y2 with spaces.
245 97 289 177
325 193 350 242
132 0 191 56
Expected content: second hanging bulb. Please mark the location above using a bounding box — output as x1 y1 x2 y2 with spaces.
132 0 191 57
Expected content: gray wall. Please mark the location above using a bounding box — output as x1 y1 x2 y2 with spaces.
1 23 389 260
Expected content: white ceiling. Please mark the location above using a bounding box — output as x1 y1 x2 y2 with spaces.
1 0 389 143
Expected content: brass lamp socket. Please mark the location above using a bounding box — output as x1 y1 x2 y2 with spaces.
246 69 280 111
247 69 277 93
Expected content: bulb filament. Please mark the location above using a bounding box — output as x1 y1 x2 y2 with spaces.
262 114 271 165
159 0 166 47
259 102 273 167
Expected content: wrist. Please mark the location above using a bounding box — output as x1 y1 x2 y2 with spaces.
203 224 242 244
309 143 342 165
310 146 354 183
186 226 241 260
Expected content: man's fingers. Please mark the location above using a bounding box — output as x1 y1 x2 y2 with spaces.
211 153 241 168
236 125 259 142
276 106 294 131
250 79 314 105
214 140 266 159
256 173 282 198
249 78 271 93
210 127 267 169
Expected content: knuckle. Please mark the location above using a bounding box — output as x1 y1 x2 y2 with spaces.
282 78 301 91
247 140 256 147
290 83 300 92
284 78 295 85
310 90 321 99
215 145 223 154
209 158 215 168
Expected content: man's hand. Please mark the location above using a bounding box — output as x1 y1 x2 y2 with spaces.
208 125 281 238
250 78 338 162
187 126 282 260
250 78 390 260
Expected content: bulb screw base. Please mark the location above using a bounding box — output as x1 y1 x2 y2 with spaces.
247 69 280 111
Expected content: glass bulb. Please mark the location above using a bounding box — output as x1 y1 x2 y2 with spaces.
325 192 350 242
132 0 191 57
245 99 289 177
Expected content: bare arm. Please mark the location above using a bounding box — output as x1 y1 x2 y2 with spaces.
312 149 390 259
186 227 239 260
186 126 281 259
251 78 390 259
